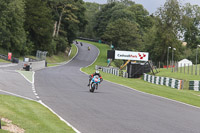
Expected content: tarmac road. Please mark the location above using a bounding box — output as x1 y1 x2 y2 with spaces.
0 62 36 100
35 42 200 133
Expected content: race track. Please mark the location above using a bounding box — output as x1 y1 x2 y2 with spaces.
35 42 200 133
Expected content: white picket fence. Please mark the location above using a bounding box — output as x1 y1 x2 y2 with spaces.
96 65 128 78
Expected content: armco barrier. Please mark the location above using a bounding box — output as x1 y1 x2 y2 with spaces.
144 73 183 90
189 81 200 91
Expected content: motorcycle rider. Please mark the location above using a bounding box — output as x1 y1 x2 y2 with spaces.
88 46 90 51
88 70 103 86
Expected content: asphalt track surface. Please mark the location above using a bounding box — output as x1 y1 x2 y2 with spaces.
34 42 200 133
0 62 36 100
0 43 200 133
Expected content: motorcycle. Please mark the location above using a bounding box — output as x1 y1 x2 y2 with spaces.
89 75 101 92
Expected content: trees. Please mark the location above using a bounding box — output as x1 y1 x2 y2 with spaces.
0 0 26 56
81 0 200 63
103 19 141 50
48 0 87 54
78 2 101 39
24 0 54 55
143 0 183 62
93 1 149 50
128 4 152 32
0 0 87 56
182 3 200 49
94 2 118 37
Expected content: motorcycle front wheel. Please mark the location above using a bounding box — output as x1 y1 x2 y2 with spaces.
90 83 95 92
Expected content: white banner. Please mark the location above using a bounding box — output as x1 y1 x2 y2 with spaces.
115 50 149 61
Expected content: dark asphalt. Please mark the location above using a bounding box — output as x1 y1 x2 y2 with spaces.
0 66 36 100
35 42 200 133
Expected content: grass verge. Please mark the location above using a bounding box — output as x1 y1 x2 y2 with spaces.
0 59 10 63
46 44 77 64
0 95 74 133
155 67 200 90
0 44 78 133
17 71 33 83
79 40 200 107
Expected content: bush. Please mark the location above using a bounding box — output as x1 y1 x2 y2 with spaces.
114 59 124 68
53 37 69 54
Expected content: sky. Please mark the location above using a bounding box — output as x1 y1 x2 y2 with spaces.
83 0 200 14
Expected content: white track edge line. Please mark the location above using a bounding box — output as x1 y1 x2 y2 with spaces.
1 49 80 133
80 68 200 110
80 44 100 70
79 42 100 74
38 100 81 133
79 44 200 110
43 44 79 69
107 80 200 109
16 70 33 84
32 46 81 133
0 89 36 101
0 89 81 132
32 71 35 84
80 70 200 109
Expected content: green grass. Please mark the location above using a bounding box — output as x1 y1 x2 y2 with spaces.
0 59 10 63
18 55 36 61
80 40 200 107
0 95 74 133
46 44 77 64
1 121 6 126
0 44 78 133
47 63 59 67
156 66 200 80
0 121 9 133
18 44 77 66
0 129 9 133
17 71 33 83
153 67 200 90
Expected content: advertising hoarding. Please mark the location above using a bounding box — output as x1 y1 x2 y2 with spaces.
115 50 149 61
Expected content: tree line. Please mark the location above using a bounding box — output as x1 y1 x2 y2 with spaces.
79 0 200 64
0 0 87 57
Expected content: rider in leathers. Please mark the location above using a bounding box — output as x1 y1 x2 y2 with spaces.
88 70 103 86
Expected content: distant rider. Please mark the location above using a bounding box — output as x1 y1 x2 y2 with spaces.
88 70 103 86
88 46 90 51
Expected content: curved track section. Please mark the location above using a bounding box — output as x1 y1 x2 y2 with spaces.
0 69 36 100
35 42 200 133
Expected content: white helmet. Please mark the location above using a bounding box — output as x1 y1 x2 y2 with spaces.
95 70 99 74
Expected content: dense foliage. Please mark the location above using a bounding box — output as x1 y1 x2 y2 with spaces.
0 0 26 56
79 0 200 64
0 0 87 56
1 0 200 64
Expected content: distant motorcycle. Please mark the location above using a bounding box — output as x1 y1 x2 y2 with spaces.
89 75 101 92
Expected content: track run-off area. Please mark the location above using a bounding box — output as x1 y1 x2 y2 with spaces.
1 42 200 133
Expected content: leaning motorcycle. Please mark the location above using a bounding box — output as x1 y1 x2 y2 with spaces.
89 75 101 92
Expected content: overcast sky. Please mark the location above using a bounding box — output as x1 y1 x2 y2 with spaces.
83 0 200 14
